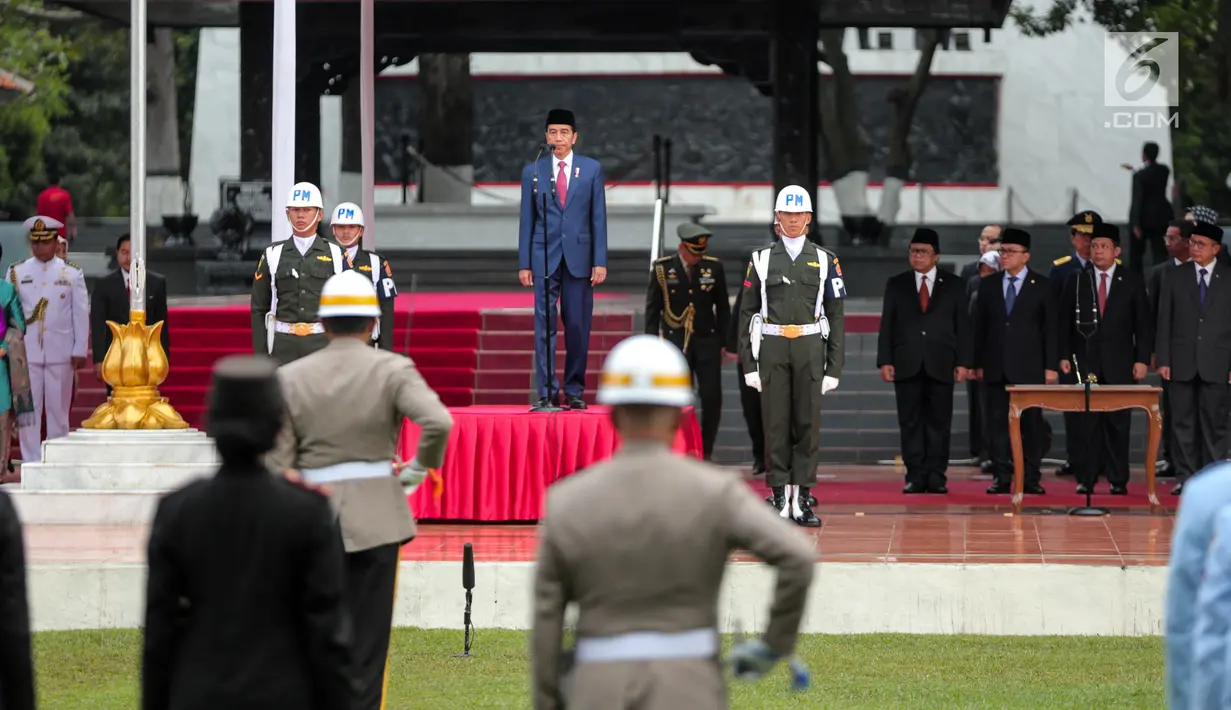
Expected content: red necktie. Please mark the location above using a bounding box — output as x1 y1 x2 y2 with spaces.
557 161 568 208
1098 272 1108 315
919 275 930 311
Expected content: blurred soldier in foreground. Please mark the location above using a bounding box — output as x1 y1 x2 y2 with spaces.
532 334 815 710
268 271 454 710
142 355 355 710
329 202 397 351
0 487 33 710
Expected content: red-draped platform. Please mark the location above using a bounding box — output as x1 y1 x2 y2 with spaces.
398 405 703 522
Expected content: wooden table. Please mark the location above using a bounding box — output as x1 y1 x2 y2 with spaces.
1005 385 1164 513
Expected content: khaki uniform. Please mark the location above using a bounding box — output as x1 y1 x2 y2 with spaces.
532 442 815 710
249 235 344 365
738 242 846 489
266 337 453 710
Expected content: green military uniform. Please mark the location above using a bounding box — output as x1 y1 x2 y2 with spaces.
738 240 846 526
643 223 730 459
250 235 344 365
341 245 398 351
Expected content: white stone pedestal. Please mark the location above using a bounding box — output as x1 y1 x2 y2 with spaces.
11 429 218 525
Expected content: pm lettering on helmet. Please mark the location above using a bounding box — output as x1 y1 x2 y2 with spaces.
785 193 804 207
293 189 313 202
339 207 354 218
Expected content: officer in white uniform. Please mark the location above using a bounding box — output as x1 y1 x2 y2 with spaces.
10 216 88 463
329 202 398 350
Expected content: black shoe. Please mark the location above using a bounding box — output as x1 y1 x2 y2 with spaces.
1056 462 1073 477
567 396 587 410
794 488 822 528
1024 483 1046 495
1172 483 1184 496
980 460 995 474
987 481 1011 494
751 460 767 476
1157 461 1175 478
1110 485 1128 495
903 482 928 494
928 485 949 494
530 397 553 411
1075 483 1091 495
768 486 787 512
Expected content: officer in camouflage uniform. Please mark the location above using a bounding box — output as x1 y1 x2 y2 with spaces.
739 185 846 527
644 222 731 460
250 182 346 365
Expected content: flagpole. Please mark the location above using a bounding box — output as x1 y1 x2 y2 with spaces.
83 0 187 429
360 0 376 250
271 0 297 242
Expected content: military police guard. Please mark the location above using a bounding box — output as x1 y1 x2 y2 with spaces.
644 222 731 460
531 334 815 710
250 182 346 365
267 271 454 710
1049 210 1099 477
738 186 846 527
10 216 88 464
329 202 398 350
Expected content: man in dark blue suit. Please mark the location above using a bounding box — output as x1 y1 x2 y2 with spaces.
518 108 609 411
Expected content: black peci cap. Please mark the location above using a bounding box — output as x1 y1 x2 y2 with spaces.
206 355 285 465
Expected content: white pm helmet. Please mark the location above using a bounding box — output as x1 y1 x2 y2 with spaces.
318 271 381 319
287 182 324 209
774 185 812 213
596 335 694 408
331 202 365 227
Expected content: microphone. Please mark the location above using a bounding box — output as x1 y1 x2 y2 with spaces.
455 542 475 657
462 542 475 590
532 144 546 196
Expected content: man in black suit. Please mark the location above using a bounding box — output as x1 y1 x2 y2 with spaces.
1155 221 1231 495
959 225 1002 468
973 227 1059 495
1058 223 1153 495
91 234 170 386
1128 141 1175 276
0 490 34 710
877 228 970 493
1148 218 1193 477
142 355 355 710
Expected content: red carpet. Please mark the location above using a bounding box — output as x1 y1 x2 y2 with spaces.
744 476 1164 510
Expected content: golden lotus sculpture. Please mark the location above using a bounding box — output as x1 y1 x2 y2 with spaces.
82 311 188 430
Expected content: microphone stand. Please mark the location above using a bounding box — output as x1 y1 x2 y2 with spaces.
453 588 474 657
531 143 563 413
1070 265 1109 517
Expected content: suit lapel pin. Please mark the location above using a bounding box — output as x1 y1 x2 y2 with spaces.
1030 279 1036 284
574 167 579 179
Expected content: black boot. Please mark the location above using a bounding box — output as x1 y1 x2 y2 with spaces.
793 487 822 528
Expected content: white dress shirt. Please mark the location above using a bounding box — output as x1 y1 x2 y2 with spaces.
915 266 937 295
1095 262 1116 295
1196 259 1217 287
781 235 807 261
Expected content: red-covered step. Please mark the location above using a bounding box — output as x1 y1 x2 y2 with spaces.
478 331 633 352
480 312 635 333
476 350 609 371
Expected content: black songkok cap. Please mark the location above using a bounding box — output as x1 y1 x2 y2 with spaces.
1092 222 1120 244
1000 227 1031 250
206 355 285 465
910 228 940 252
1192 221 1224 243
545 108 576 129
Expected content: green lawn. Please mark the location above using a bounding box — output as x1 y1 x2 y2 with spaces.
36 628 1163 709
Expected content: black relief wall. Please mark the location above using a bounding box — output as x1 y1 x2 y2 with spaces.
373 75 999 185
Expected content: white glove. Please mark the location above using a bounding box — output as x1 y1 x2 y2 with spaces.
821 376 839 395
744 371 762 392
397 457 428 494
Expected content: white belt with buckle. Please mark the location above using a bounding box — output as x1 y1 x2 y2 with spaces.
761 323 823 339
274 321 325 336
573 628 718 663
300 460 392 485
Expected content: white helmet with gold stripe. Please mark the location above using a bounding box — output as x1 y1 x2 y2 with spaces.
597 334 694 407
318 271 381 319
